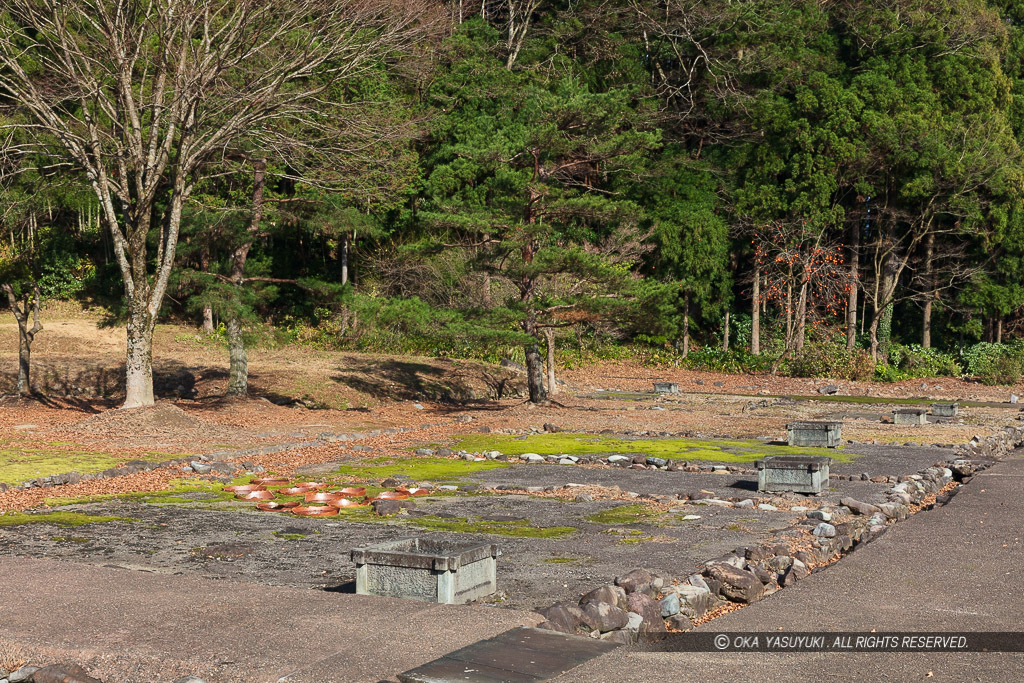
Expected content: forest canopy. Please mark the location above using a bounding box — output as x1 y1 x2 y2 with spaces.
3 0 1024 403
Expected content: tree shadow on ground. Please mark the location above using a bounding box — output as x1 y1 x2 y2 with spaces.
331 356 525 403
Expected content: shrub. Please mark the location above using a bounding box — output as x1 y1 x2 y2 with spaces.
888 344 962 378
962 343 1023 386
789 341 874 381
683 347 772 374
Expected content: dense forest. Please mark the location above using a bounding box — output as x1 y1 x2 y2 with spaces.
3 0 1024 406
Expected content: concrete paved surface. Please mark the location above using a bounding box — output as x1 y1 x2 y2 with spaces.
398 627 618 682
553 452 1024 682
0 557 542 682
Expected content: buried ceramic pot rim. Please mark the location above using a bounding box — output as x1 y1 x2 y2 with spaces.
292 505 339 517
256 501 300 511
237 490 275 501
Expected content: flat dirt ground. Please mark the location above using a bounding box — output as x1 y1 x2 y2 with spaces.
0 307 1021 612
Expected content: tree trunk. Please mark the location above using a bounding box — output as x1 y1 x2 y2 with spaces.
997 318 1004 344
523 321 547 404
751 264 760 355
226 317 248 396
225 159 268 397
200 247 214 333
722 310 730 352
785 265 793 345
922 232 934 348
794 280 808 351
543 327 558 396
682 295 690 359
846 221 859 350
17 325 31 396
878 302 893 360
124 303 156 408
340 231 350 286
4 284 43 397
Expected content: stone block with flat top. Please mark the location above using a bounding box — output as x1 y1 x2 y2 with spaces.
351 537 498 605
930 402 958 417
786 421 843 448
893 408 928 425
653 382 679 394
757 455 832 494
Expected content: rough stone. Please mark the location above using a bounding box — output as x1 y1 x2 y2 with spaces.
33 665 103 683
707 564 763 604
748 564 774 585
8 667 39 683
659 592 680 617
674 585 713 617
840 497 879 516
371 499 415 516
601 628 637 644
538 602 589 635
615 568 654 593
580 600 630 633
580 584 628 611
626 592 667 632
812 522 837 538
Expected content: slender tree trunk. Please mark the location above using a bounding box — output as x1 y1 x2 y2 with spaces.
523 327 547 403
794 280 808 351
4 284 43 397
751 264 760 355
340 231 349 286
682 295 690 359
124 302 156 408
200 247 214 333
878 302 893 360
846 222 859 350
544 327 557 396
226 159 267 397
922 232 934 348
722 310 730 352
869 314 881 360
785 264 793 345
997 318 1004 344
17 325 31 396
227 317 248 395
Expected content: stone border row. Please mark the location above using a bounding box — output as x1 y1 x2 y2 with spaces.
528 425 1024 643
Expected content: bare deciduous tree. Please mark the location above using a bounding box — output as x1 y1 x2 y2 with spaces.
0 0 430 407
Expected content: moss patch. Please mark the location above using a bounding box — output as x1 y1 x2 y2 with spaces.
0 512 128 527
333 456 508 482
453 433 851 463
409 515 575 538
585 504 661 525
0 447 169 486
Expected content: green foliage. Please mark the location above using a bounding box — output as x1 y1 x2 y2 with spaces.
962 342 1024 385
682 347 771 374
887 344 963 378
789 341 875 381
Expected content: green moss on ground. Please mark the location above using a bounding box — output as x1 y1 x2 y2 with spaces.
333 456 508 482
0 512 128 527
409 515 575 538
453 433 852 463
585 504 662 525
0 447 170 486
